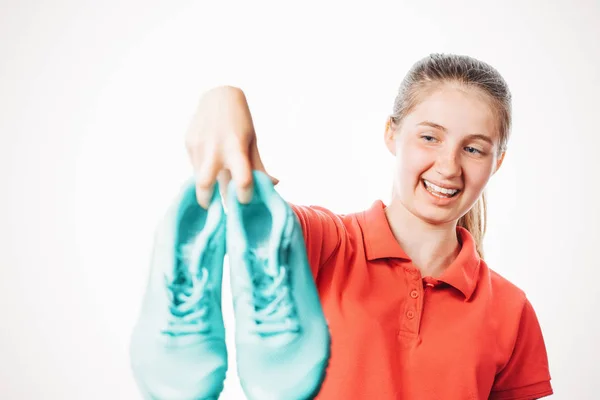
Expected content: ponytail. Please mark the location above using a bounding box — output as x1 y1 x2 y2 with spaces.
457 191 487 259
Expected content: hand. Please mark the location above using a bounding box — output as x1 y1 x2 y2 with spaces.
185 86 278 209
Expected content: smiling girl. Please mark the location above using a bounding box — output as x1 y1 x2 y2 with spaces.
187 53 553 399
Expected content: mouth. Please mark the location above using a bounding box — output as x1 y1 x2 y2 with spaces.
421 179 461 199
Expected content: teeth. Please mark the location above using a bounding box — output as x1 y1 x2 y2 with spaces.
424 180 458 196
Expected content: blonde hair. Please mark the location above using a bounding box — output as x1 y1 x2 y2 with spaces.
389 53 512 259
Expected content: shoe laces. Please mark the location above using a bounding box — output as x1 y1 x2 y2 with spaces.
161 236 214 336
247 214 300 336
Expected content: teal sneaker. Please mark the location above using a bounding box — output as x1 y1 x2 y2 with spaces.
130 178 227 400
226 170 330 400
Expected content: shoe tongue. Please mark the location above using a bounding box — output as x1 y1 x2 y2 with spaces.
171 185 220 283
253 238 280 277
238 171 284 276
264 250 280 277
177 235 207 276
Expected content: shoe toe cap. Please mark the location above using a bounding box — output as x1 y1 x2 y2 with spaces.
132 340 227 400
138 366 227 400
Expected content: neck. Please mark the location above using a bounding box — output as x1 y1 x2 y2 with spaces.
384 197 461 278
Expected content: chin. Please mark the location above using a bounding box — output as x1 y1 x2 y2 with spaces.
416 209 458 226
410 196 463 225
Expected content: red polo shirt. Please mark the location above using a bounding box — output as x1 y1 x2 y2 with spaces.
290 200 553 400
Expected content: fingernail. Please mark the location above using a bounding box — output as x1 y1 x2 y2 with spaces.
238 186 253 204
196 187 213 209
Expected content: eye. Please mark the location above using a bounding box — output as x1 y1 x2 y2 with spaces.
465 146 484 155
420 135 437 142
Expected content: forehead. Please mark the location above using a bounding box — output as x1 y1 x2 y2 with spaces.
404 87 498 138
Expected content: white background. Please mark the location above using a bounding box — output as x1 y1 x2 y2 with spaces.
1 0 599 398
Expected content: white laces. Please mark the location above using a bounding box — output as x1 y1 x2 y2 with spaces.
161 237 214 336
247 215 300 336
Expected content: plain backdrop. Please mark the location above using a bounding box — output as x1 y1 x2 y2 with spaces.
1 0 599 398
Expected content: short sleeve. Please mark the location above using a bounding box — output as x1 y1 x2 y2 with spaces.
288 203 345 280
490 298 553 399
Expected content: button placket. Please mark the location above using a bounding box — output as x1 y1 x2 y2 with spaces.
398 267 423 342
405 283 421 331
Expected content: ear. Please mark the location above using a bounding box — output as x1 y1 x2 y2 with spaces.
493 151 506 175
384 117 397 156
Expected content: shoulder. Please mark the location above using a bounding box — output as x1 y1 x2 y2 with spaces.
480 261 528 308
478 262 546 353
476 262 536 343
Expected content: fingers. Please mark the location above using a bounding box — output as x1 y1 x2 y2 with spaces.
227 141 254 204
249 138 279 186
271 175 280 186
188 137 278 209
193 150 221 209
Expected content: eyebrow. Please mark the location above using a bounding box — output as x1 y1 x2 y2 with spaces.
416 121 494 145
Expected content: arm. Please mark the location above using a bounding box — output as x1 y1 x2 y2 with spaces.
288 203 345 281
185 87 344 280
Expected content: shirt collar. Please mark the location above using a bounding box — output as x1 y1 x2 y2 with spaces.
358 200 481 300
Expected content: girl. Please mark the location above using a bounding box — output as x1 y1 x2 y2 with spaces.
186 53 553 399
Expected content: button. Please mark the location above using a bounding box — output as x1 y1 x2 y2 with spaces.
406 310 415 319
410 290 419 299
423 276 439 287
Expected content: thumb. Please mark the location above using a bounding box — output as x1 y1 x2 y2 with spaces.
250 139 279 186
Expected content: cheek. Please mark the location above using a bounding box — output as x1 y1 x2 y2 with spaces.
396 144 430 180
464 164 494 193
393 150 431 200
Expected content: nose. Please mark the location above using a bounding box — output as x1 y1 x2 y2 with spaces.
434 148 461 178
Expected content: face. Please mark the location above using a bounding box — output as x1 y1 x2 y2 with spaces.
385 85 505 226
